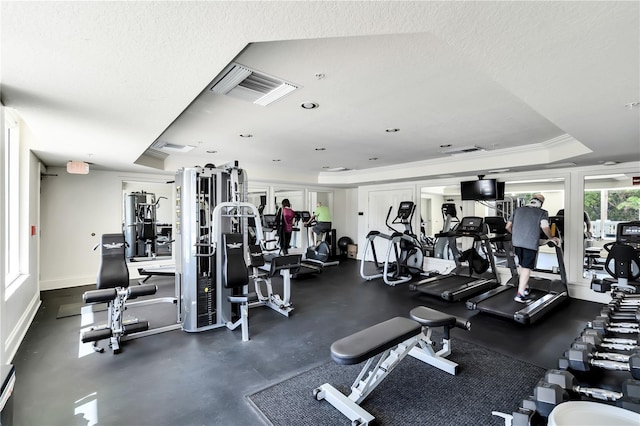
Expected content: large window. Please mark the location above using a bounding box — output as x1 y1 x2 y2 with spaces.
4 110 20 286
584 175 640 239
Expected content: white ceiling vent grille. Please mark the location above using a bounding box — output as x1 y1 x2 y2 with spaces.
209 63 299 106
440 145 486 155
151 141 195 153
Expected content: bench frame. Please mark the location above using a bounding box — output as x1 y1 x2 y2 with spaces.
315 311 467 425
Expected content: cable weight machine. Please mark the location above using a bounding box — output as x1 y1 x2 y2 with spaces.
175 163 263 333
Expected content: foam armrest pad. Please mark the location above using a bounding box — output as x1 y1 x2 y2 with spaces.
83 288 117 304
330 317 421 365
410 306 467 329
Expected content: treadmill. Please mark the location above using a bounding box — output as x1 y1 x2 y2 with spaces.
466 217 569 325
410 216 501 301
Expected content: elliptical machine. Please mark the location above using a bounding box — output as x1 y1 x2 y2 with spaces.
433 203 460 260
360 201 427 286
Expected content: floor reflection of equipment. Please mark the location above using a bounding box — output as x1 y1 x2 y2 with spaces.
124 191 170 260
360 201 427 286
410 216 501 301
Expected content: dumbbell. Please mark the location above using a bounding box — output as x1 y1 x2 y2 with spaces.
609 298 640 308
588 317 640 335
570 341 638 363
582 328 640 346
601 305 640 322
560 346 640 379
612 291 640 301
533 369 640 416
576 333 639 352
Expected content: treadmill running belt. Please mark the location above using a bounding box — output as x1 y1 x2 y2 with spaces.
416 275 479 295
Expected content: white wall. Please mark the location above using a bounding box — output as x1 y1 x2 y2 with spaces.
1 111 41 364
39 168 174 289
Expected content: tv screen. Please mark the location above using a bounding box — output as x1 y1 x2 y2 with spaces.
460 179 498 201
496 181 505 200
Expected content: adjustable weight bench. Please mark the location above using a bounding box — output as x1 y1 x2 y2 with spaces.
314 306 470 425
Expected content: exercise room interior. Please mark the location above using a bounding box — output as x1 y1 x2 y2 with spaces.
1 2 639 425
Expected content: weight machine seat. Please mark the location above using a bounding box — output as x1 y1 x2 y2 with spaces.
97 233 130 290
330 317 421 366
249 244 266 268
270 254 302 277
605 243 640 280
228 292 259 304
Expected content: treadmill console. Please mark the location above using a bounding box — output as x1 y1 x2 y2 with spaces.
262 214 277 230
298 211 312 226
457 217 484 236
617 221 640 249
484 216 507 235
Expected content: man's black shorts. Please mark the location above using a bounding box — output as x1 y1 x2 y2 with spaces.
514 246 537 269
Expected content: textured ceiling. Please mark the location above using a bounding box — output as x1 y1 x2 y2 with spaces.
1 1 638 185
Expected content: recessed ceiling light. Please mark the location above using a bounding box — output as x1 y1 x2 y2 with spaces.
439 144 452 148
315 147 326 151
385 128 400 133
272 159 281 162
301 102 319 109
322 165 330 169
206 150 217 154
239 134 253 138
369 157 379 161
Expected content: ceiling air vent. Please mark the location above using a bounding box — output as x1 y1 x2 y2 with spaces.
151 141 195 153
209 63 299 106
440 145 486 155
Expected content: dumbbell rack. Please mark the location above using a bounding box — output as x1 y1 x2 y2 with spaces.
493 291 640 426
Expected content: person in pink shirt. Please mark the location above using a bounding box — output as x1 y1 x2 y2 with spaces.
280 199 296 255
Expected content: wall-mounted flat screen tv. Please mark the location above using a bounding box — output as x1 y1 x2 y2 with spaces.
460 179 498 201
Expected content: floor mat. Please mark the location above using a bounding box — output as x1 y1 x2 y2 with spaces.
247 337 544 425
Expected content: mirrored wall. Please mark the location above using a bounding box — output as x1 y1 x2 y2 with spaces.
122 180 174 261
582 173 639 279
420 177 565 272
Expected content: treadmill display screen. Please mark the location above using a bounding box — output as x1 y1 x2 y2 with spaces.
458 217 484 233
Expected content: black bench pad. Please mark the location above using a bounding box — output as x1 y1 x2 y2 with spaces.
330 317 421 365
409 306 456 328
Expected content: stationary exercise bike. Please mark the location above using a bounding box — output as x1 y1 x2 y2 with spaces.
300 211 339 267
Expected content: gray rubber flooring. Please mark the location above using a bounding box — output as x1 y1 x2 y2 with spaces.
11 259 604 425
